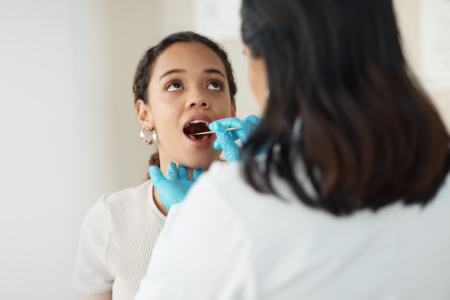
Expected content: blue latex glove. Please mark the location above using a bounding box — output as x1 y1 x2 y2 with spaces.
149 161 203 211
209 115 261 162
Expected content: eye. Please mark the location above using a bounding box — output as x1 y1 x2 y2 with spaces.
167 82 183 92
207 80 223 91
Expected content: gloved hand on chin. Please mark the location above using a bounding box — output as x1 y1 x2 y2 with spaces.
208 115 261 162
149 161 203 211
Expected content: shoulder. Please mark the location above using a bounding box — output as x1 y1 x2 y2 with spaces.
94 179 165 222
169 162 259 277
100 179 152 210
169 163 253 256
203 160 243 186
169 162 249 240
177 161 249 226
188 161 293 224
198 160 273 201
191 161 251 205
82 179 163 239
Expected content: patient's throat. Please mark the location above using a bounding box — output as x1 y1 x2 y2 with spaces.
183 123 212 141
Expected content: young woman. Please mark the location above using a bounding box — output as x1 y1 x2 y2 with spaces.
136 0 450 299
71 31 237 300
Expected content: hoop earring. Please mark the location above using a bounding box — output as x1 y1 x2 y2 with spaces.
140 127 157 145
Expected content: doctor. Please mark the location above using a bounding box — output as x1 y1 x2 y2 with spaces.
135 0 450 299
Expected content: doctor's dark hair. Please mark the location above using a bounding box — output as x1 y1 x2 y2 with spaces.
240 0 450 215
132 31 237 180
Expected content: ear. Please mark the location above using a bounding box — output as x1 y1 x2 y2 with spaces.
231 100 237 117
136 99 155 129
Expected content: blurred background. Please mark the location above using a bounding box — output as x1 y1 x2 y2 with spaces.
0 0 448 299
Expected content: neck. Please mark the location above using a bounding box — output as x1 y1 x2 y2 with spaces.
152 148 213 216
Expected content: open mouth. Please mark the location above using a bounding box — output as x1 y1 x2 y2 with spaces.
183 121 212 141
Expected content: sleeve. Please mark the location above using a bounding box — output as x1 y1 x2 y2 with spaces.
71 195 114 294
134 173 258 300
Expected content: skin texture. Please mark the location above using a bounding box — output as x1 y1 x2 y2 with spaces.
136 42 236 215
81 291 112 300
244 46 269 111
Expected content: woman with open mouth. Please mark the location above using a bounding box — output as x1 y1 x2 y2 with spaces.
71 31 238 300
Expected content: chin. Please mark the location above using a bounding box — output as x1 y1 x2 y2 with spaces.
180 149 221 169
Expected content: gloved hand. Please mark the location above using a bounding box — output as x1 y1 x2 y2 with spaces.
149 161 203 211
209 115 261 162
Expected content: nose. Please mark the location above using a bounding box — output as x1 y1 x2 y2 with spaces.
185 89 210 110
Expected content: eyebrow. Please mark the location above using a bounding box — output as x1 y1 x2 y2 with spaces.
159 69 186 82
204 68 226 79
159 68 226 82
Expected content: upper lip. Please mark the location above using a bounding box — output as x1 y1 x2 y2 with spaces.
183 114 213 130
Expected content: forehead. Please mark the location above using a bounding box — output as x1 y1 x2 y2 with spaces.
152 42 227 78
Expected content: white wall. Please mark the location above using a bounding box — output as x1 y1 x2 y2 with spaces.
0 1 448 300
394 0 450 127
0 0 159 299
1 1 76 299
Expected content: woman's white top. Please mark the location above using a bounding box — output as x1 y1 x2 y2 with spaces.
72 180 166 300
135 161 450 300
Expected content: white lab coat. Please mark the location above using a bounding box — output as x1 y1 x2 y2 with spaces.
134 161 450 300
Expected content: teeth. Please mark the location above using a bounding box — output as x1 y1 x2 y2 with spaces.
185 120 209 128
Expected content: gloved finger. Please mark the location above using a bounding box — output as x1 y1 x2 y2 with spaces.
149 166 168 187
161 200 171 211
210 117 245 129
209 118 245 141
234 127 250 143
214 125 241 161
217 131 240 161
178 163 190 181
210 123 239 141
213 123 230 150
225 129 239 141
192 168 203 181
237 115 261 143
160 195 175 211
213 123 239 150
166 161 179 181
242 115 261 127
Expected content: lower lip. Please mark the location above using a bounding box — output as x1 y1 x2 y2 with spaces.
183 133 214 149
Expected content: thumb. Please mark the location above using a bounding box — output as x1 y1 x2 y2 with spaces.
213 123 236 150
192 168 203 181
237 115 261 143
209 118 243 141
166 161 179 181
215 129 240 161
149 165 167 187
243 115 261 127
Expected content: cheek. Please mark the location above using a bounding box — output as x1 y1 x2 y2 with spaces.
212 97 233 119
151 103 180 143
248 65 263 101
247 64 256 93
247 58 268 111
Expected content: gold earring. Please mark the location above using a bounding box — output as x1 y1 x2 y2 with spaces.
140 127 157 145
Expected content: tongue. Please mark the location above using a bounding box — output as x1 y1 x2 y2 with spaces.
184 122 212 142
184 122 210 135
189 134 211 141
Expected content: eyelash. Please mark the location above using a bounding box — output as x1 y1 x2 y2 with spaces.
163 79 183 91
163 78 225 91
208 78 225 90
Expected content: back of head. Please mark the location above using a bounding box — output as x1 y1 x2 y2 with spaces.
241 0 450 215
